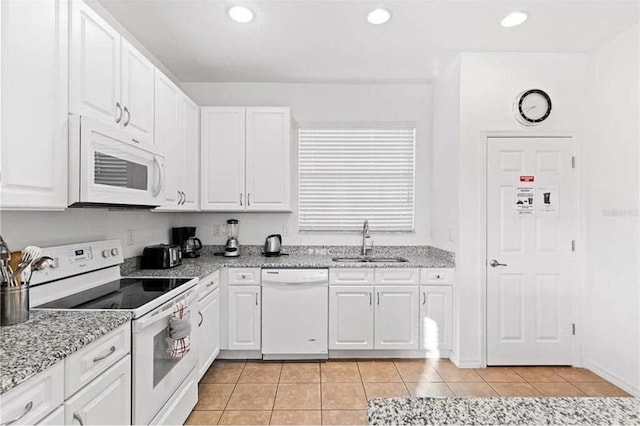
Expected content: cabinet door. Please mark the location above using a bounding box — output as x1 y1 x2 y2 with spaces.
228 285 260 350
197 288 220 380
0 0 68 209
180 95 200 210
329 286 374 350
420 286 452 355
64 355 131 426
200 107 246 211
120 39 154 145
374 286 419 350
69 0 120 125
154 71 182 207
245 107 291 211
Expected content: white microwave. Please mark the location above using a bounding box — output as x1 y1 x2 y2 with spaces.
69 116 165 208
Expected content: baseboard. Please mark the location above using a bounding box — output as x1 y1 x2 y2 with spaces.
450 356 483 368
329 350 448 359
583 359 640 397
218 350 262 360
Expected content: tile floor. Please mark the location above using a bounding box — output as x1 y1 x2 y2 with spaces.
185 359 631 425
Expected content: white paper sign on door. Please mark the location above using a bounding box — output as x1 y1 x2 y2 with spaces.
515 187 536 215
538 187 558 215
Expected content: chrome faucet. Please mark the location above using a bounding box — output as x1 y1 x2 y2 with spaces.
361 220 373 256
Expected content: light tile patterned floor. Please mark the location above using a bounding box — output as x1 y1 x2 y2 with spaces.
185 359 631 425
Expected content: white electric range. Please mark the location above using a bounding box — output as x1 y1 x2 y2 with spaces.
30 239 199 425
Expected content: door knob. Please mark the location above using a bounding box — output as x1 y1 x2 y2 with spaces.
489 259 507 267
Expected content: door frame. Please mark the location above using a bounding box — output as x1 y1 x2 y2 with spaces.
479 131 586 368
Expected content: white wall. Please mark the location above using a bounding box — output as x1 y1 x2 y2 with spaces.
435 52 590 366
181 82 433 246
0 209 179 259
582 25 639 395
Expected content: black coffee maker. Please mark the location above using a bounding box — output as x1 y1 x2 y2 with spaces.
172 227 202 258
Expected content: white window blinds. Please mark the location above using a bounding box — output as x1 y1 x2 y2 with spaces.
299 128 415 232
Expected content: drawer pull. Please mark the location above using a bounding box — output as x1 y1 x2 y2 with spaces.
198 311 204 327
207 281 216 287
241 274 247 279
73 412 84 426
4 401 33 425
422 291 426 305
93 345 116 363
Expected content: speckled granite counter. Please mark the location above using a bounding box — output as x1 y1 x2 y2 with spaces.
122 245 455 279
367 397 640 425
0 310 132 395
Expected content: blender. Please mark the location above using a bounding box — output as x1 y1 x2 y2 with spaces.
224 219 240 257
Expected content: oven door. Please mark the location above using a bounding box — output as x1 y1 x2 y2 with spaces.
69 115 165 207
132 286 199 425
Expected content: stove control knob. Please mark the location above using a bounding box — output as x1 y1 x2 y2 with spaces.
102 250 110 258
111 248 119 256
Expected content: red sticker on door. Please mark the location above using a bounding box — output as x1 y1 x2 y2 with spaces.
520 176 535 182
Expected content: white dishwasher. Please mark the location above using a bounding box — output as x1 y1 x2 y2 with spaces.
261 269 329 359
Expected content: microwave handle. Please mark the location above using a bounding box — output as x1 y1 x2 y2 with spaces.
153 156 164 197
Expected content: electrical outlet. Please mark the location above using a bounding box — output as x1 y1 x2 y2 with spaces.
282 225 288 236
448 227 454 242
213 224 223 237
126 229 135 246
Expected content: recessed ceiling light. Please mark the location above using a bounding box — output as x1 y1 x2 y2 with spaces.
228 6 254 23
501 11 528 28
367 8 391 25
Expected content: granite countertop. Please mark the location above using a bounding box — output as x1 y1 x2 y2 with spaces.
122 245 455 279
0 310 132 395
367 397 640 425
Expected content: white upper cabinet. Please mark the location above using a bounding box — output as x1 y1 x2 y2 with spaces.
201 107 246 211
69 0 120 125
180 95 200 210
245 107 291 211
201 107 291 212
70 0 154 145
120 38 155 145
0 0 69 210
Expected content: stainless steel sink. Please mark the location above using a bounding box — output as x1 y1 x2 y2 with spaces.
332 256 408 263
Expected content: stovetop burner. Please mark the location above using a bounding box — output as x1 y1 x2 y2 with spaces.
35 277 193 310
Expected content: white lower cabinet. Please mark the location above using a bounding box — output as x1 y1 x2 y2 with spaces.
228 285 261 350
329 286 374 350
420 285 453 355
64 355 131 426
38 405 65 425
197 286 221 380
374 286 420 350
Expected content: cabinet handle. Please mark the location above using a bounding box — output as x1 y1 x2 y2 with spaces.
115 102 123 124
93 345 116 363
255 292 259 306
177 191 182 205
422 292 426 305
123 106 131 127
4 401 33 425
73 412 84 426
198 312 204 327
369 292 372 305
247 193 251 206
376 292 380 306
240 193 243 206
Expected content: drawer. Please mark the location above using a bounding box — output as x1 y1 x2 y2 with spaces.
0 362 64 426
228 268 261 285
375 268 420 285
420 268 454 285
36 405 64 425
329 268 375 285
199 269 220 298
64 323 131 398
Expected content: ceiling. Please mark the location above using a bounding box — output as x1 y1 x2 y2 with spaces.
99 0 638 83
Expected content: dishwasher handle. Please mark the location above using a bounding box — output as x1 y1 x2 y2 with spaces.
262 280 328 287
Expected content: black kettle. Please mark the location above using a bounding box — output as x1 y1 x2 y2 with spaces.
263 234 282 256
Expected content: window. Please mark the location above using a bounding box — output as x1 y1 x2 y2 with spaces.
298 127 415 232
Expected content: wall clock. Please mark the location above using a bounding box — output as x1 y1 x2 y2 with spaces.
514 89 552 126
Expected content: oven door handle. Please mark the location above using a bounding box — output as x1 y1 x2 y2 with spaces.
133 290 198 332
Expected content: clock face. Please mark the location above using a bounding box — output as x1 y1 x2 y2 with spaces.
515 89 552 125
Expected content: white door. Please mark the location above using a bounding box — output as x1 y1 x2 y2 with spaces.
120 39 154 145
228 285 261 350
374 286 419 350
487 137 575 365
420 286 452 355
245 107 291 211
180 95 200 210
69 0 121 125
329 286 374 350
0 0 68 209
64 356 131 426
197 288 220 380
201 107 246 211
154 71 182 207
